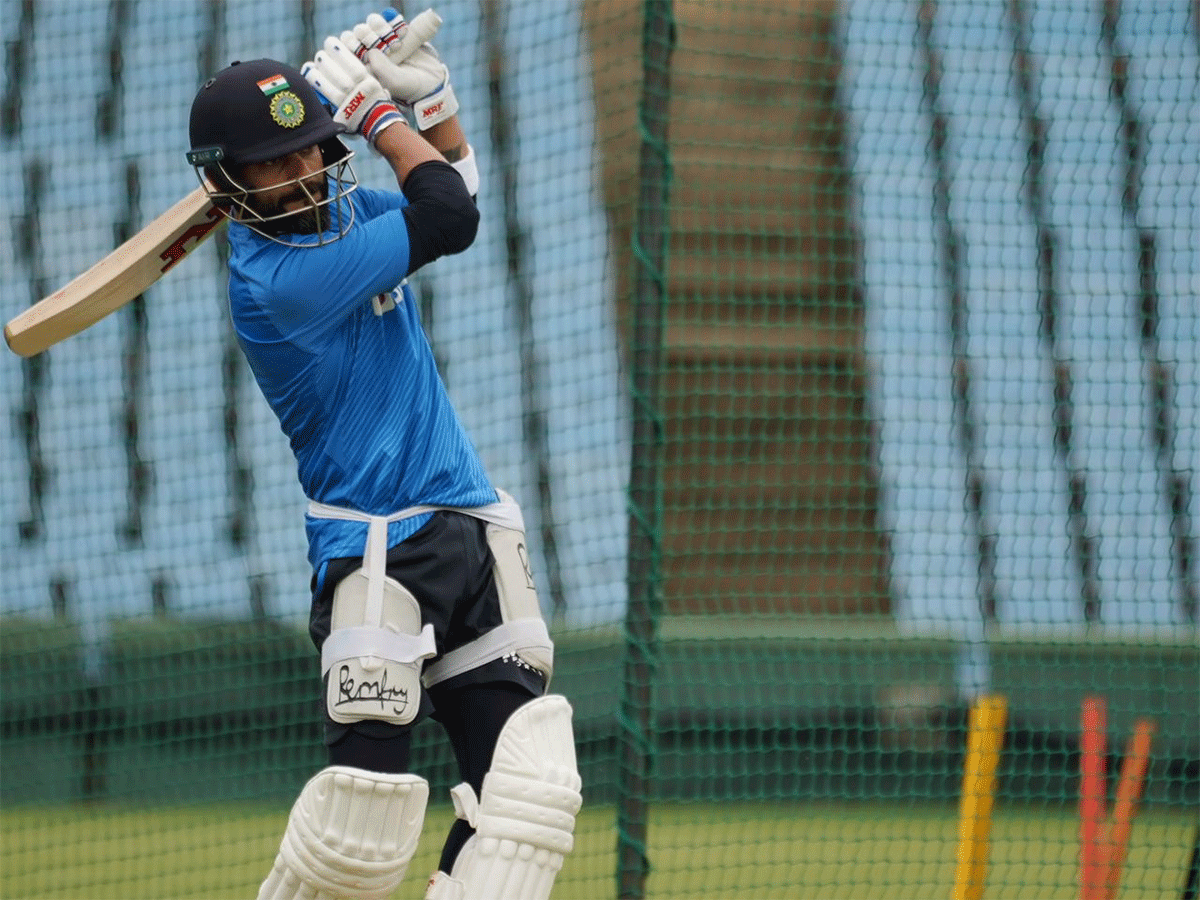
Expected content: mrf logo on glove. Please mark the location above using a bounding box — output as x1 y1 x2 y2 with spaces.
419 100 445 123
343 91 367 117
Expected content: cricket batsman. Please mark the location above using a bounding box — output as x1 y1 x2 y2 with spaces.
185 8 581 899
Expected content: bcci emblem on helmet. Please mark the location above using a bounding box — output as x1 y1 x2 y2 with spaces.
269 91 305 128
256 74 305 129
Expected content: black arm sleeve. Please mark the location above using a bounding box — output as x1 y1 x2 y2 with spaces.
401 159 480 276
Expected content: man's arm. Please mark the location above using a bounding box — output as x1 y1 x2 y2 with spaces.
424 116 478 198
373 120 479 270
425 116 468 164
372 118 451 184
373 115 469 182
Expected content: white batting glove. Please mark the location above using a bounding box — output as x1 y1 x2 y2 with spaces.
352 9 459 130
301 36 405 145
340 8 437 64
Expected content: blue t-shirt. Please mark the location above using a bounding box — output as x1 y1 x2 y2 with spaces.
225 184 496 571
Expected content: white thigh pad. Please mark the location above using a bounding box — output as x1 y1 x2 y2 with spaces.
422 507 554 689
424 695 582 900
485 506 541 624
323 567 436 726
257 765 428 900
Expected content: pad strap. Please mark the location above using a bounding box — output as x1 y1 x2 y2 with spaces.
450 774 579 854
321 623 437 676
422 618 552 688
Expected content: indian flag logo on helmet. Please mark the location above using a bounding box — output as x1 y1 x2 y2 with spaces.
269 91 305 128
257 74 289 95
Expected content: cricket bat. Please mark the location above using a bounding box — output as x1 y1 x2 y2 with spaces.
5 8 444 359
5 187 225 357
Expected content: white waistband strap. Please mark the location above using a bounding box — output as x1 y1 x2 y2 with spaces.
422 617 552 688
306 492 526 634
306 492 525 533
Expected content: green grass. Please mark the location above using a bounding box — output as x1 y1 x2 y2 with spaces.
1 801 1193 899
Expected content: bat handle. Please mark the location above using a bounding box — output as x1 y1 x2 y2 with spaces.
392 9 442 62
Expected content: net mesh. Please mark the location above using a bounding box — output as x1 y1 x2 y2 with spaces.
2 1 1196 898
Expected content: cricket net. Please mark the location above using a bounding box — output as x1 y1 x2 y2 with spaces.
1 1 1196 898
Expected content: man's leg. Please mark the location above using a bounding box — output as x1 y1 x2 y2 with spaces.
425 683 582 900
259 560 436 900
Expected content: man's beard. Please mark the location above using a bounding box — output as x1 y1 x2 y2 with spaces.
256 179 329 236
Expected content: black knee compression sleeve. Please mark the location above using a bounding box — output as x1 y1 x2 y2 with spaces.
327 728 414 774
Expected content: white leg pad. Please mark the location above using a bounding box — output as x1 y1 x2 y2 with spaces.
258 765 429 900
424 695 582 900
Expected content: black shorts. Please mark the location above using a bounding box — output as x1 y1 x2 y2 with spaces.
309 510 546 743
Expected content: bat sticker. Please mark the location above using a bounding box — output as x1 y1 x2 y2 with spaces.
159 206 226 272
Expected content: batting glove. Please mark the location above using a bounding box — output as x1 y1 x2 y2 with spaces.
301 36 405 146
351 9 459 131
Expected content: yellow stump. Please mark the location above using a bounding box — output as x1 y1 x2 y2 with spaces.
953 694 1008 900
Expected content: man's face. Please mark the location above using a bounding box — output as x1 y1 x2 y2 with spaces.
239 144 328 231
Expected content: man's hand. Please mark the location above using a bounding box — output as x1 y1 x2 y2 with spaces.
342 8 443 67
301 37 404 146
346 9 459 131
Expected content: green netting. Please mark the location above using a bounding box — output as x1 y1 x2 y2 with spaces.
2 1 1196 898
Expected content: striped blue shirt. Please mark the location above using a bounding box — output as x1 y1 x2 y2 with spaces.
226 184 496 571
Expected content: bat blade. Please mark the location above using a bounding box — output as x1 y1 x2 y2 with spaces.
5 185 226 357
